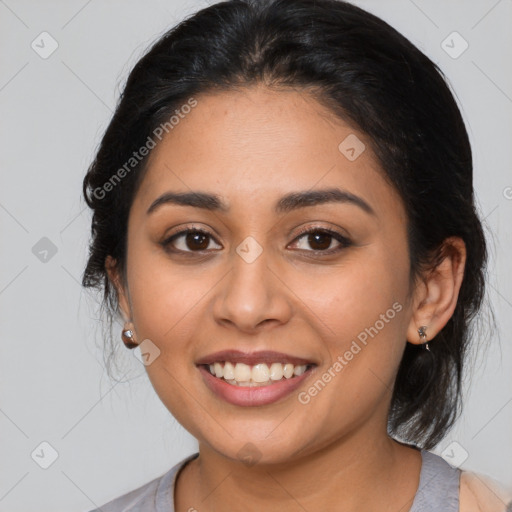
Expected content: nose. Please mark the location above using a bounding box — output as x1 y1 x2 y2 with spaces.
212 245 293 334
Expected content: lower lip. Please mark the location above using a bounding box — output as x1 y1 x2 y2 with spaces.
198 365 314 407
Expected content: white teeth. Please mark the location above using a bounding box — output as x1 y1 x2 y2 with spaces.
207 361 311 385
283 363 294 378
252 363 270 383
214 362 224 378
223 361 235 380
234 362 252 382
269 362 283 381
293 365 306 376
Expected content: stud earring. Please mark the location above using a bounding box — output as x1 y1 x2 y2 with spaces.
122 327 138 349
418 325 430 351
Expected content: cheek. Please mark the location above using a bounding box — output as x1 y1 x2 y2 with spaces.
297 248 408 331
293 248 410 384
127 247 209 340
288 270 408 439
124 253 209 430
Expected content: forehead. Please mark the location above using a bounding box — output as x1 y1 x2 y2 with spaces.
135 85 404 222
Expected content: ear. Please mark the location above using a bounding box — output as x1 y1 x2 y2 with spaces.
105 255 132 323
406 236 466 345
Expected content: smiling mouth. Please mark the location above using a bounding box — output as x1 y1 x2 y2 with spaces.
202 361 316 387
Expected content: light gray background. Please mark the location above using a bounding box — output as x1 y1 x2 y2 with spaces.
0 0 511 510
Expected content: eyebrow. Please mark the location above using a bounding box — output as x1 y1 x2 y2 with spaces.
146 188 376 216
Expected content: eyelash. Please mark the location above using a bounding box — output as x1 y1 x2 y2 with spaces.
161 225 352 256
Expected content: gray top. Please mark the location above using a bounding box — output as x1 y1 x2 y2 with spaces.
88 449 461 512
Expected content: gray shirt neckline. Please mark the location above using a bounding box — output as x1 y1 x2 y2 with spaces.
91 448 461 511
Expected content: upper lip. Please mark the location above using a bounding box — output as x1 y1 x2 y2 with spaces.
195 350 316 367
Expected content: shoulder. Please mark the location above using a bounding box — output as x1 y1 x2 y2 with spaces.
87 453 199 512
459 470 512 512
88 475 162 512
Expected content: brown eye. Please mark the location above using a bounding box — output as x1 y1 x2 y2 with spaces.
306 232 333 251
162 229 222 253
290 228 352 254
185 231 210 250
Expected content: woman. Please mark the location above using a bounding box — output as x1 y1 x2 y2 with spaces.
82 0 512 510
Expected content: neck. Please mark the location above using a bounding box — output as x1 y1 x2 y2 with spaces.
176 427 422 512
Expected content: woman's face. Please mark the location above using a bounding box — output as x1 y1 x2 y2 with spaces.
116 85 417 464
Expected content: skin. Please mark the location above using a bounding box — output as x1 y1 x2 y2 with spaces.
108 84 466 511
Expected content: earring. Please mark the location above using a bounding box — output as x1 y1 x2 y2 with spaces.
418 325 430 351
122 326 138 349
